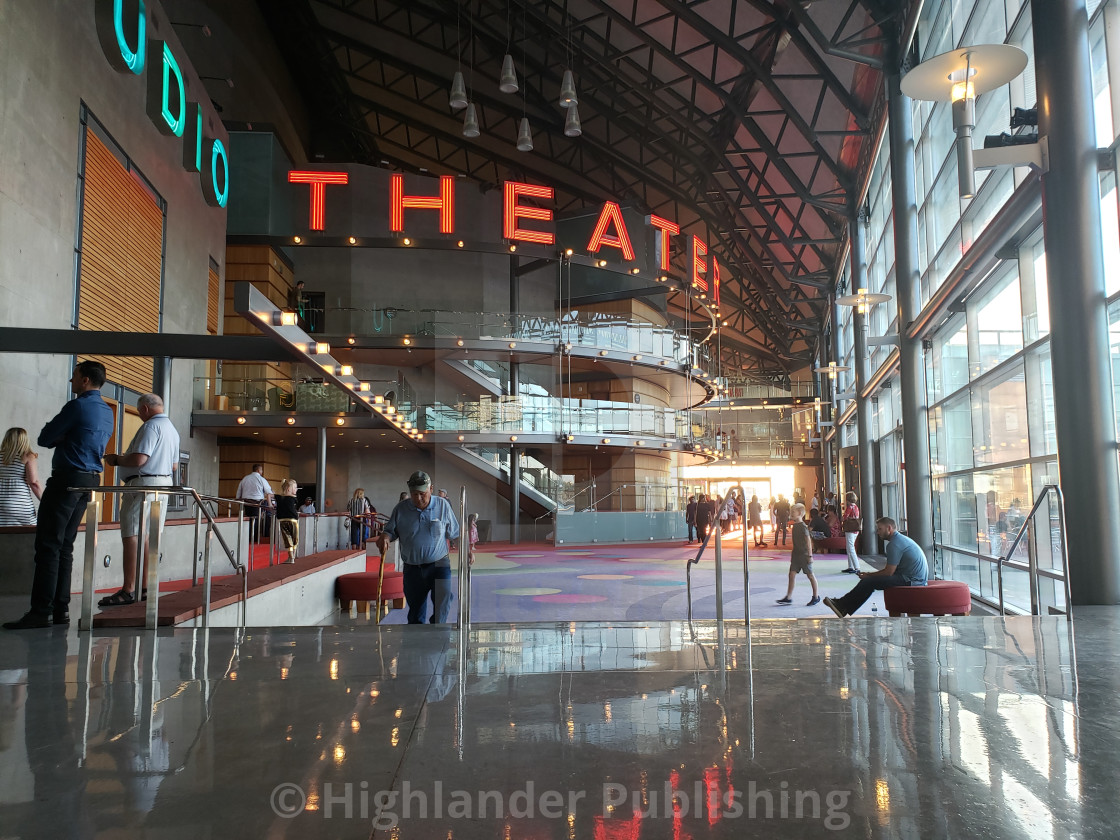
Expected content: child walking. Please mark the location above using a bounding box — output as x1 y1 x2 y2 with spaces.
276 479 300 563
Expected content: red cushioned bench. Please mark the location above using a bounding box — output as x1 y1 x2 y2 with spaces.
815 536 848 553
337 564 405 617
883 580 972 617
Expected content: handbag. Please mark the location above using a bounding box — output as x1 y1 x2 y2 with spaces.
842 517 861 533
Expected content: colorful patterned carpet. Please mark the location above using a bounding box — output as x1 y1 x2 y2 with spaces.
372 526 888 624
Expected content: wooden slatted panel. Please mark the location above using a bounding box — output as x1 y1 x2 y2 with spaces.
207 266 220 334
78 129 163 392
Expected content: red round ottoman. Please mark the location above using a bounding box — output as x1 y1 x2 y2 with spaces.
883 580 972 617
337 570 405 617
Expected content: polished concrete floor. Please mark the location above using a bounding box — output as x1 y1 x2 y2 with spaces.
1 611 1115 839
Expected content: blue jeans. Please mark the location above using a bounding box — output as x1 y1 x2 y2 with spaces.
402 561 453 624
833 574 917 616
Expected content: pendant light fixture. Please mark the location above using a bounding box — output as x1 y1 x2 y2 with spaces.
499 0 518 93
449 71 467 110
515 1 531 150
517 117 533 151
449 3 467 109
499 54 518 94
563 103 581 137
462 1 478 138
559 69 578 108
463 103 481 138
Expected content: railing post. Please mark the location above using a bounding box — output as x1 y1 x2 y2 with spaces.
714 519 724 624
202 521 214 628
144 497 162 631
458 486 470 630
236 505 245 573
133 494 150 604
79 493 101 631
192 505 202 586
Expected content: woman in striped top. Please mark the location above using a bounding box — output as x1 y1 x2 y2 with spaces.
0 427 42 526
348 488 373 549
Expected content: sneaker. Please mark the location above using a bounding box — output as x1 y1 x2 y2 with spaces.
53 611 70 625
841 568 858 574
776 597 793 605
822 597 846 618
806 595 821 607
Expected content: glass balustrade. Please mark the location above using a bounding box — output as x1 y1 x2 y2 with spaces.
317 306 713 373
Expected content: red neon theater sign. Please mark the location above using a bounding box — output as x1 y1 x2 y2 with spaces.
390 173 455 233
586 201 636 261
288 171 349 231
287 170 728 294
503 182 555 245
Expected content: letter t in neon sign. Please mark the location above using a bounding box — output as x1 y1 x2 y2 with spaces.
691 236 708 292
289 171 349 231
647 215 679 272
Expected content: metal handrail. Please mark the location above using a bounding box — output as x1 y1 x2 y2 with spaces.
685 489 750 626
996 484 1071 616
75 485 254 632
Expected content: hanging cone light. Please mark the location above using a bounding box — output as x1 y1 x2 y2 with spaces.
516 117 533 151
463 103 480 137
449 71 468 109
499 54 519 94
559 68 578 107
563 102 581 137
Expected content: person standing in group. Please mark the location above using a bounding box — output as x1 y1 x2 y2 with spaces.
685 495 697 544
842 492 862 573
748 494 766 547
467 512 479 566
376 471 460 624
0 428 42 526
777 503 820 607
348 488 373 549
98 394 180 607
275 479 300 563
298 496 316 515
694 494 713 545
236 464 274 543
773 494 791 547
5 362 114 629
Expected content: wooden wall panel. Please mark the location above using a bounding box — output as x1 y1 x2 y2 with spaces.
77 129 163 393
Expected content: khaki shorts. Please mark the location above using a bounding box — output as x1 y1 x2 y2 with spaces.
120 475 171 539
789 554 814 575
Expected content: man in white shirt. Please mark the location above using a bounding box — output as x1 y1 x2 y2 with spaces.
236 463 274 542
99 394 180 606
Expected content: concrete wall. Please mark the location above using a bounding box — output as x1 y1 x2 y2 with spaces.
0 517 249 597
0 0 230 498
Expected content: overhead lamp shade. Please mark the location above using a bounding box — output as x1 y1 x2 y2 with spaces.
559 68 577 108
463 103 480 138
449 71 468 109
516 117 533 151
499 54 519 94
563 103 582 137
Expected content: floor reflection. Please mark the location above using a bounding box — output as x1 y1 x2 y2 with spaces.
0 616 1111 838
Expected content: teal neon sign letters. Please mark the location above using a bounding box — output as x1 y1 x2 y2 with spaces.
94 0 228 208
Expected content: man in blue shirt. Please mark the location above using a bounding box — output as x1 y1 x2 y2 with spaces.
5 362 115 629
376 470 460 624
823 517 928 618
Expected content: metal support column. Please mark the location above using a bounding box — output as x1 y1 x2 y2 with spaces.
830 297 844 496
887 59 934 555
152 356 172 408
849 217 878 543
316 427 327 514
1033 0 1120 604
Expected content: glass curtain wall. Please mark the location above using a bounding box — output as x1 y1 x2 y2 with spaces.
835 0 1120 611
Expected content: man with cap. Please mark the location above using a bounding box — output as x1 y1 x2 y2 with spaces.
376 471 461 623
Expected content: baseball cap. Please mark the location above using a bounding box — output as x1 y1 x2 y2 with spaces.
407 470 432 490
